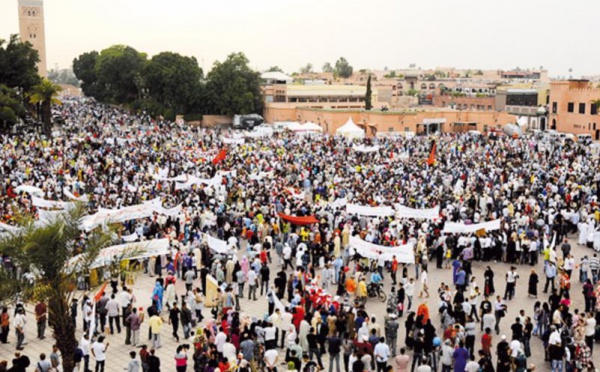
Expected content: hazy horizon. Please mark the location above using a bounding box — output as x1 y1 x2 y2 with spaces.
1 0 598 77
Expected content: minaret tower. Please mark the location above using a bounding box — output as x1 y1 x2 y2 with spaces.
18 0 47 76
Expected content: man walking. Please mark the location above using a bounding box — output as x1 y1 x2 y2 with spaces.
544 261 557 293
34 300 47 339
106 294 121 334
385 314 399 357
14 307 26 350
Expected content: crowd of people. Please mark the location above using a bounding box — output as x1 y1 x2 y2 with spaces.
0 98 599 372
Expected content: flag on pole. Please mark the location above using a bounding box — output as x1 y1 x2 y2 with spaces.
426 141 436 166
212 149 227 165
94 281 108 302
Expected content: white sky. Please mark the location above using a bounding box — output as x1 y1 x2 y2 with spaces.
1 0 597 77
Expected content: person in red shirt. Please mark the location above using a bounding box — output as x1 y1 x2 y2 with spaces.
34 301 47 339
391 256 399 285
481 327 493 356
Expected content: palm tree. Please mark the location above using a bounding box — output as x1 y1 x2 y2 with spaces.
28 78 62 135
0 206 116 372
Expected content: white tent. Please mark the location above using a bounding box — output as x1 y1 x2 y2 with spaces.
336 117 365 138
289 122 323 133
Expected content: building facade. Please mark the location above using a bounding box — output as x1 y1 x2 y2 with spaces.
549 80 600 138
18 0 47 76
264 106 515 136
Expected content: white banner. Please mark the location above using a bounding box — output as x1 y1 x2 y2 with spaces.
121 232 139 242
329 197 347 209
32 196 76 210
69 238 170 270
202 233 230 254
222 137 245 145
63 188 89 202
395 205 440 220
0 222 22 233
175 175 221 190
80 199 182 231
349 236 415 264
352 145 380 153
15 185 44 197
442 219 502 234
346 203 394 217
249 171 274 181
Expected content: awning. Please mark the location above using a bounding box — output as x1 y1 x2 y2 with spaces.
278 213 319 225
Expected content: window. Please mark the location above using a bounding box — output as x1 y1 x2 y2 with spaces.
487 105 492 110
591 104 598 115
567 102 574 112
552 102 557 113
388 127 394 132
579 103 586 114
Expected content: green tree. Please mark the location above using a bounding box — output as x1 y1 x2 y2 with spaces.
334 57 353 78
95 45 147 104
73 51 102 99
407 88 419 96
322 62 333 73
28 78 62 135
266 66 283 72
205 52 263 116
299 63 313 74
0 84 26 128
142 52 203 114
365 74 372 110
0 207 116 372
0 34 41 91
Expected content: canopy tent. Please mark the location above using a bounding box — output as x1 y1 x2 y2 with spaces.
288 122 323 133
336 117 365 138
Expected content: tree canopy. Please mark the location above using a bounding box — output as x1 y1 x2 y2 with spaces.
0 35 41 92
203 52 263 116
334 57 353 78
74 46 263 118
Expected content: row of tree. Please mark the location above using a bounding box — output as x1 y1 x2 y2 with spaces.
267 57 354 78
0 35 63 133
73 46 263 119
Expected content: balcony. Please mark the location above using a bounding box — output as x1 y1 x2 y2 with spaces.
505 105 539 115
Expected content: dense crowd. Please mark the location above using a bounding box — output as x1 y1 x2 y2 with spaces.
0 98 599 372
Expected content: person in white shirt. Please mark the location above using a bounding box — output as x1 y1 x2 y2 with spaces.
222 337 237 362
215 328 227 353
465 355 480 372
80 334 91 372
584 313 596 351
405 278 415 310
509 338 521 358
118 287 133 326
247 270 258 301
374 337 390 372
91 336 109 372
263 348 279 372
106 294 121 334
13 308 26 350
504 267 519 300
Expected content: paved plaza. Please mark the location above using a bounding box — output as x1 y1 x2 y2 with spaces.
2 234 595 371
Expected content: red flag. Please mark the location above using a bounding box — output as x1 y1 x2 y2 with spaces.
212 149 227 165
426 141 436 166
94 282 108 302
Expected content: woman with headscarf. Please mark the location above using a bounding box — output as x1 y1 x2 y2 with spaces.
528 269 538 298
484 266 495 296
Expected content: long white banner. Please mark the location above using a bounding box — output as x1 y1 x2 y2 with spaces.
395 205 440 220
15 185 44 197
69 238 170 270
346 203 395 217
32 196 76 210
442 219 502 234
63 188 89 202
222 137 245 145
352 145 380 153
349 236 415 263
175 174 222 190
80 199 182 231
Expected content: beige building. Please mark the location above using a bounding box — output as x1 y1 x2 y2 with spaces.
18 0 47 76
549 80 600 138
